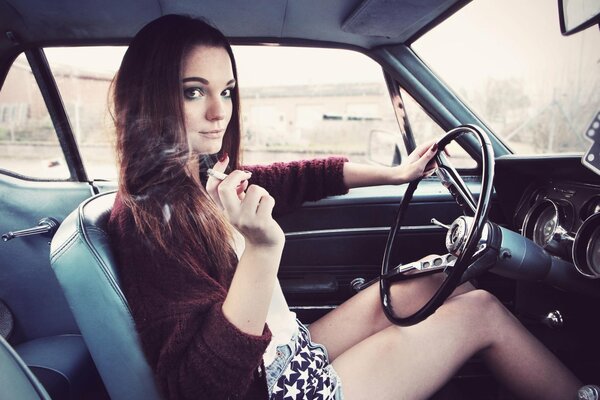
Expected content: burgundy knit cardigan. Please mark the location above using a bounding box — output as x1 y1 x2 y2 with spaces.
107 158 348 400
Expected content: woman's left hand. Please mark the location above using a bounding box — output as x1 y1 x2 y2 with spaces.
343 140 440 188
393 140 438 184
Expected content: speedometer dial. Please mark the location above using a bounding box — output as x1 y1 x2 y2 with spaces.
532 205 558 246
522 199 574 258
574 213 600 279
586 227 600 272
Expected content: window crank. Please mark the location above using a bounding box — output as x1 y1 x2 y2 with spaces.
431 218 450 230
2 217 60 242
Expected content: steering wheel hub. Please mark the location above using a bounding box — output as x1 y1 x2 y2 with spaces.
446 216 471 256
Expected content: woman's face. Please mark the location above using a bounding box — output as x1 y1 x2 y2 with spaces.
181 45 235 155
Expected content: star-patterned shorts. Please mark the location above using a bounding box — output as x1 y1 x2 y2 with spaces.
266 322 343 400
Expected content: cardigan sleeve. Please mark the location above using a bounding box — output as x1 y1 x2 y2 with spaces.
243 156 349 216
108 198 271 400
143 298 271 400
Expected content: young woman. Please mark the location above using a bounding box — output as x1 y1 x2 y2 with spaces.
107 14 581 400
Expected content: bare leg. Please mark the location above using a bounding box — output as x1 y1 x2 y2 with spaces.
309 271 474 360
317 290 580 400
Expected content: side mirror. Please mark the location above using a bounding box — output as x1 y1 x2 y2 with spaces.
368 130 402 166
558 0 600 35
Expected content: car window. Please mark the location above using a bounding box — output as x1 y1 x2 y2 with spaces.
233 46 403 166
45 47 124 180
0 54 70 179
44 46 406 179
413 0 600 155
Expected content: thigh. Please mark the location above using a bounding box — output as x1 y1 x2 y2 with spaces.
309 271 474 361
331 290 499 400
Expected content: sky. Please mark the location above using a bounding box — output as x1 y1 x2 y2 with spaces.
44 45 384 87
412 0 600 100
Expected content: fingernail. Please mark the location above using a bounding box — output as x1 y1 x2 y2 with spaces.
218 152 228 162
431 143 438 152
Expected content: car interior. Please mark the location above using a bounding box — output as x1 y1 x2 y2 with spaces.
0 0 599 399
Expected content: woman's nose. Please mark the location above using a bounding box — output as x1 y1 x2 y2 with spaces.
206 97 226 121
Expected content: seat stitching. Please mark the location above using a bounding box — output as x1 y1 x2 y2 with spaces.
78 202 135 317
49 231 79 264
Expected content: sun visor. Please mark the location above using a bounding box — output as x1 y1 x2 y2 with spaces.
342 0 466 41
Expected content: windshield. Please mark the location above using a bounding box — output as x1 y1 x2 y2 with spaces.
413 0 600 155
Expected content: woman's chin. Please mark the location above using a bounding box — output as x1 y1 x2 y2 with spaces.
191 143 223 156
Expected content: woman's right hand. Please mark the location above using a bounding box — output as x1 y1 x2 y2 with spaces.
213 169 285 248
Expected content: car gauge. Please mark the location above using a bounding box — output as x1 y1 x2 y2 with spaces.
522 199 574 258
573 213 600 279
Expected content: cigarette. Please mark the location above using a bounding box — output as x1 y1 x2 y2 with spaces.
206 168 228 181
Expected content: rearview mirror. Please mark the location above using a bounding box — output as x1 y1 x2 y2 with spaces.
558 0 600 35
368 130 402 166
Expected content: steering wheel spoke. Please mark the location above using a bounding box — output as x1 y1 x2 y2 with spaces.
394 253 457 274
435 153 477 215
380 125 495 326
379 253 457 282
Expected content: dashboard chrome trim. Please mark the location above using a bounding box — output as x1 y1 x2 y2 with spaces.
522 198 574 258
573 213 600 279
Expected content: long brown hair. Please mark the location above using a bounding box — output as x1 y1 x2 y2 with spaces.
113 15 240 277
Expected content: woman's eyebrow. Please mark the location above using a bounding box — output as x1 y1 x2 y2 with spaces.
182 77 209 84
182 77 236 86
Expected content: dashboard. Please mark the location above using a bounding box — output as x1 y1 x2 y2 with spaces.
514 180 600 280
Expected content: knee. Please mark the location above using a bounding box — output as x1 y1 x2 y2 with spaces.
389 271 445 298
387 272 447 317
453 289 510 323
457 289 498 307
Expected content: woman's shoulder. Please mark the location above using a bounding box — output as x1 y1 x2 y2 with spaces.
107 191 142 240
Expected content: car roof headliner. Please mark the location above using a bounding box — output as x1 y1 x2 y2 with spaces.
0 0 467 53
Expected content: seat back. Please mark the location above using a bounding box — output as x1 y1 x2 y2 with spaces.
50 191 162 400
0 335 51 400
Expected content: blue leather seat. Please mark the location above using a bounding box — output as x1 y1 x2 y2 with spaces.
50 191 163 400
0 334 51 400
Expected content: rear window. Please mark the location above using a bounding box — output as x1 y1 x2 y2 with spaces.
0 54 70 179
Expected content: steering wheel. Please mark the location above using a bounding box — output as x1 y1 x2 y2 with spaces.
379 125 496 326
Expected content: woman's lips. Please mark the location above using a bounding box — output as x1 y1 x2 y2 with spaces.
199 129 224 138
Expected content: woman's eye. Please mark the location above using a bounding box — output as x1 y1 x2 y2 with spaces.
221 88 232 98
183 87 204 100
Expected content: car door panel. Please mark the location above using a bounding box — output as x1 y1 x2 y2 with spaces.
276 181 474 320
0 173 93 343
3 175 504 328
